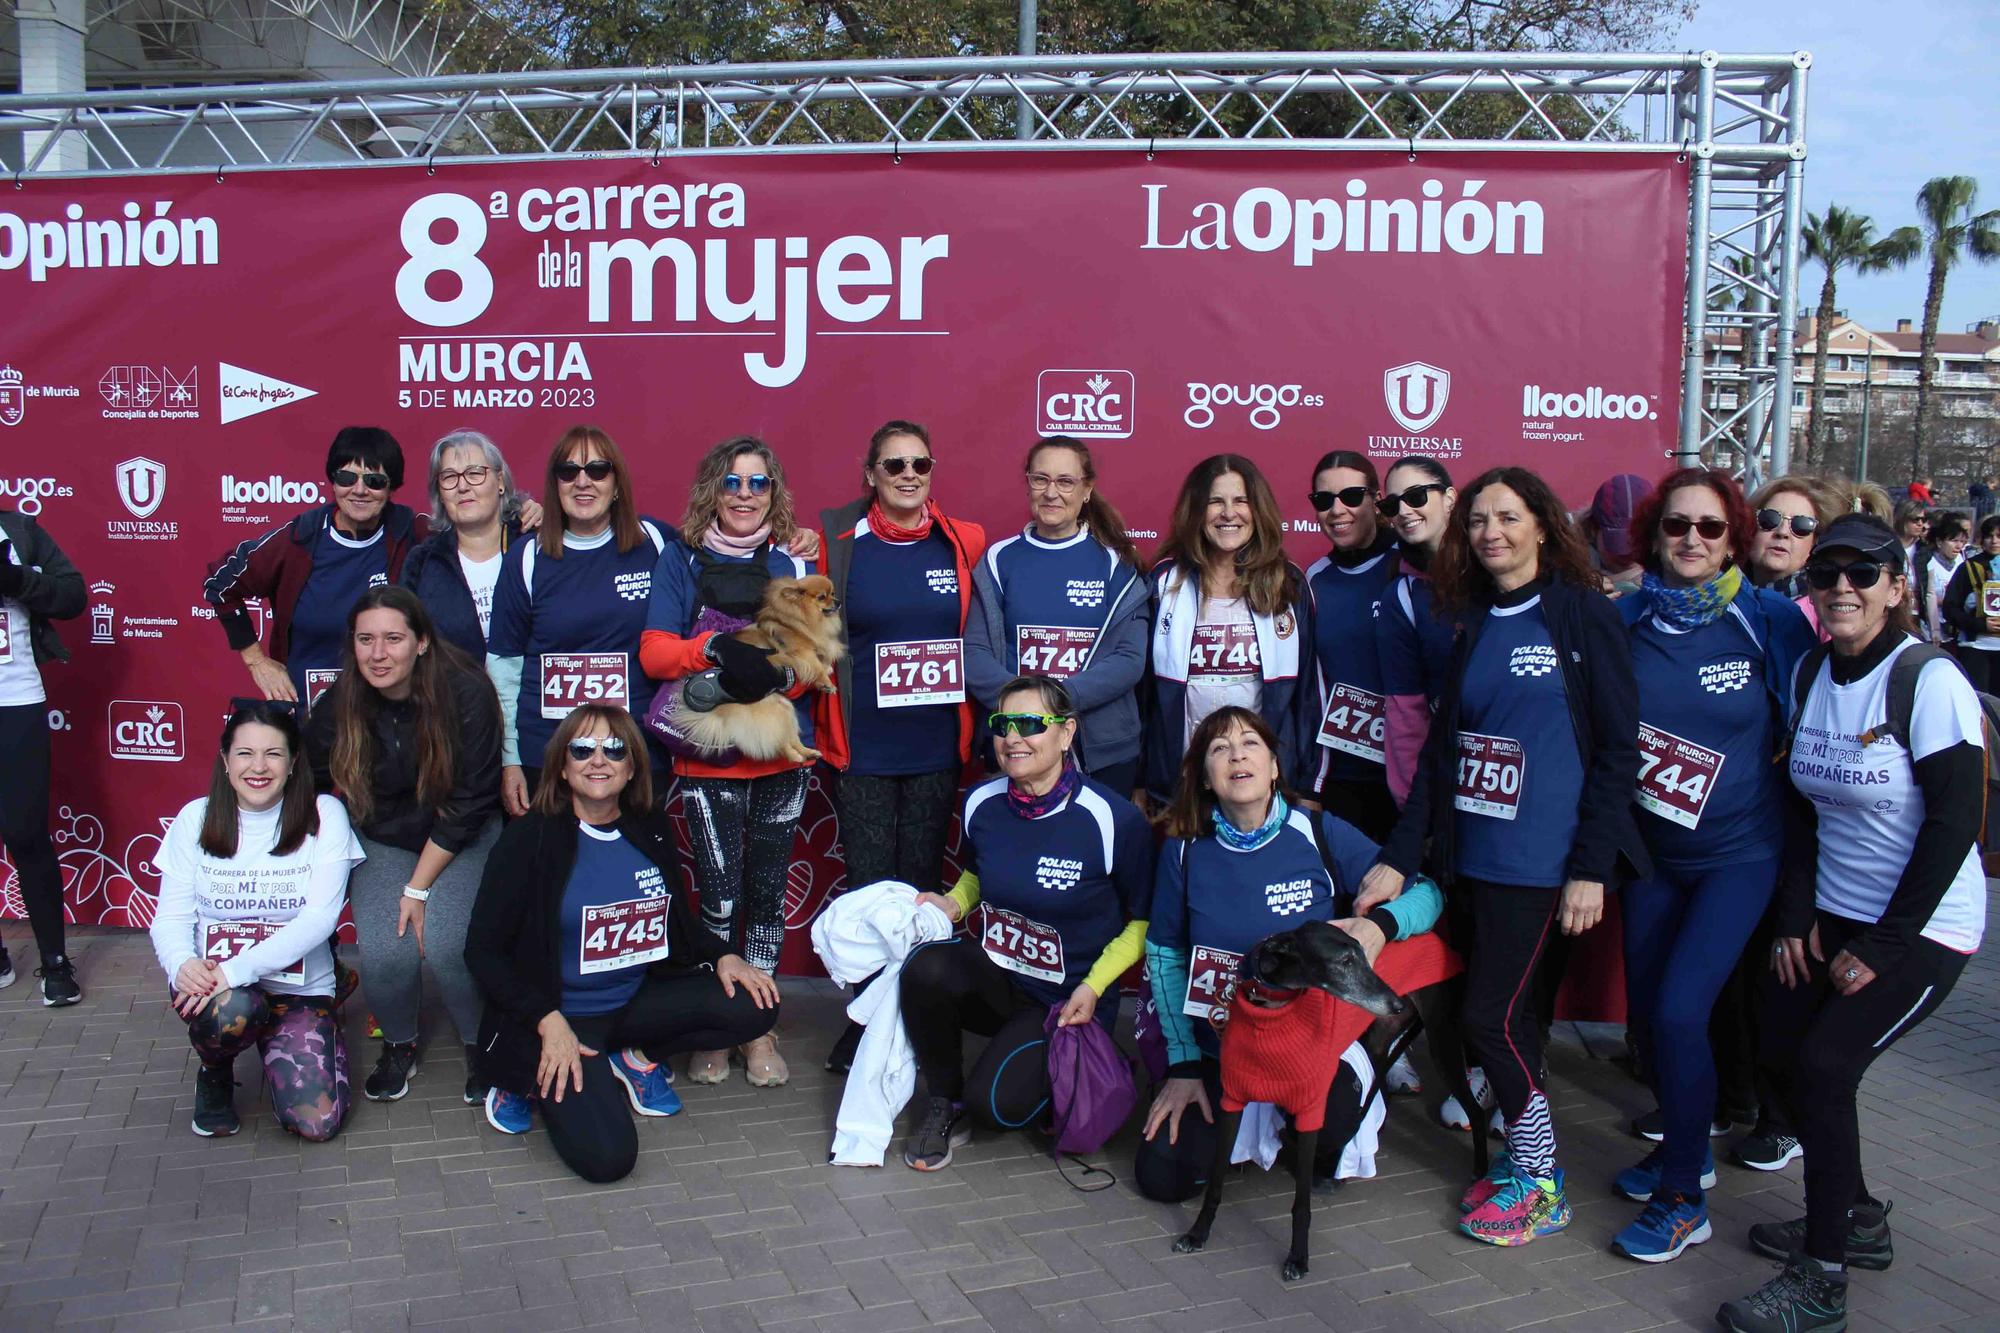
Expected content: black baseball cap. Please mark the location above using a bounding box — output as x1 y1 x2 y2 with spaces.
1811 513 1904 573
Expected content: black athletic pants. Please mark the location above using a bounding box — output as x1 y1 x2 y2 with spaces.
900 938 1054 1131
1131 1058 1366 1202
1759 909 1966 1264
547 971 778 1183
0 704 66 963
835 768 959 893
1461 879 1562 1179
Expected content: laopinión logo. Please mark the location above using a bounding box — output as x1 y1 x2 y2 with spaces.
1183 380 1325 431
1037 369 1134 439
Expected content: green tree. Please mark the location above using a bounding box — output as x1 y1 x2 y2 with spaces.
1799 205 1913 468
1892 176 2000 483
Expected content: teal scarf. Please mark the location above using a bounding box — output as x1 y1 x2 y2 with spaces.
1214 794 1287 851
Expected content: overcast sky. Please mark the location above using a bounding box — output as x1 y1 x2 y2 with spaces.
1677 1 2000 334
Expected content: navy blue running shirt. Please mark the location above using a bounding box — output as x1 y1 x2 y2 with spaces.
286 528 388 699
844 527 963 776
1306 550 1400 786
559 822 671 1016
985 529 1121 676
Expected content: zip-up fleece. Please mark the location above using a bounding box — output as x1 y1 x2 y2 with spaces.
203 502 427 663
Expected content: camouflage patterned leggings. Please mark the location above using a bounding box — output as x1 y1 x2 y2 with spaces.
183 986 350 1143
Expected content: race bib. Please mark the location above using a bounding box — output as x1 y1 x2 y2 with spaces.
1189 623 1259 677
1016 625 1097 679
1454 731 1524 820
304 668 339 709
1317 682 1386 761
0 609 12 664
874 638 966 708
1182 944 1243 1021
202 920 304 987
1983 585 2000 620
578 896 670 975
977 904 1066 984
1635 723 1725 830
541 652 630 720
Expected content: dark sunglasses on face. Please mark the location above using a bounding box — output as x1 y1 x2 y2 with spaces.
566 736 629 762
722 473 772 495
331 468 389 491
1309 486 1371 512
987 711 1068 739
1805 560 1886 591
1660 515 1731 541
554 459 615 483
875 455 934 477
1756 508 1818 537
1377 483 1444 516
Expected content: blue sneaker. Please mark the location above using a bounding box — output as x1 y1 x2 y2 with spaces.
608 1049 683 1117
1613 1146 1717 1201
484 1086 532 1135
1612 1192 1712 1263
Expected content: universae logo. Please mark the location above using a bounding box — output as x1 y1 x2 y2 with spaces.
1037 369 1134 439
1383 362 1451 434
115 456 167 518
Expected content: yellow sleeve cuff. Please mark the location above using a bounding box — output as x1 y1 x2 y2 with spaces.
1083 918 1149 996
946 869 980 922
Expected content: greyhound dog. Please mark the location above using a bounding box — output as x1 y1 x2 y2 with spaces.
1170 920 1482 1281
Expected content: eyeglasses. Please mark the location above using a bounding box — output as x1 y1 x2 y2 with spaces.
1756 508 1818 537
1026 473 1082 496
437 466 492 491
987 711 1070 738
1660 515 1731 541
332 468 389 491
1805 560 1887 591
722 473 771 495
554 459 615 483
228 697 302 717
566 736 630 762
1377 483 1445 517
1309 486 1371 512
875 455 934 477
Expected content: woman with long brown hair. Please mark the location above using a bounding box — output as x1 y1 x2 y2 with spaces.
306 585 503 1105
1141 454 1316 806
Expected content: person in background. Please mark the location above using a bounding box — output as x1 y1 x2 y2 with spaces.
1892 500 1931 594
1921 513 1968 645
151 701 362 1139
1745 476 1838 602
1908 475 1934 505
1580 474 1652 598
1375 457 1459 808
205 427 425 707
1941 514 2000 693
400 429 540 659
1967 473 1994 521
0 506 85 1004
1847 482 1893 524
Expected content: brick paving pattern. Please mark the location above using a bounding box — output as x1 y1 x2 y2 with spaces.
2 894 1996 1331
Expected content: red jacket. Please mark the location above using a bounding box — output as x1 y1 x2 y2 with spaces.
203 502 427 663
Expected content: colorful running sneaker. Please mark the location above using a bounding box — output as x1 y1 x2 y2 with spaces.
1460 1171 1570 1246
1612 1145 1718 1201
484 1086 533 1135
1459 1149 1515 1214
608 1049 683 1117
1611 1192 1712 1263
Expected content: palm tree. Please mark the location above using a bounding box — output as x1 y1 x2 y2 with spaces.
1892 176 2000 482
1800 207 1912 468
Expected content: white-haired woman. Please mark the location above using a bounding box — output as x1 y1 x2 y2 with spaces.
400 428 541 659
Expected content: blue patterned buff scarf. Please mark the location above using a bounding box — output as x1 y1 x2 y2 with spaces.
1642 563 1743 632
1214 793 1288 851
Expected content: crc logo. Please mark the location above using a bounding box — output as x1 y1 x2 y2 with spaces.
0 364 22 427
1184 381 1324 431
109 699 184 762
115 457 168 518
1037 369 1134 439
1383 362 1451 434
0 475 74 517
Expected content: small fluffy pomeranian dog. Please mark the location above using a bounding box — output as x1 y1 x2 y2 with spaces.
675 575 844 765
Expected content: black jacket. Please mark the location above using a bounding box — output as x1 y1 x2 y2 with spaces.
464 808 724 1093
305 664 503 855
0 510 85 665
1380 575 1649 888
397 519 526 660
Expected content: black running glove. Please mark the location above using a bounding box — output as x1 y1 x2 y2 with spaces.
708 635 784 702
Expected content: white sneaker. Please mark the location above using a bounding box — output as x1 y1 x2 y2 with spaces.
1386 1050 1423 1094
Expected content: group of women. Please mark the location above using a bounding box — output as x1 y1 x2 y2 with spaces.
0 414 1969 1333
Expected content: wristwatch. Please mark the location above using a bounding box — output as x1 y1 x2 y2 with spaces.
402 884 431 902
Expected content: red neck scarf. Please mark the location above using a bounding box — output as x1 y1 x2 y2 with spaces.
868 498 936 543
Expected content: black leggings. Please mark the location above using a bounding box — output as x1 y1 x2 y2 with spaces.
1461 879 1562 1179
0 704 65 963
1132 1058 1366 1202
548 971 778 1183
1759 909 1967 1263
681 769 811 973
836 768 959 893
900 938 1052 1130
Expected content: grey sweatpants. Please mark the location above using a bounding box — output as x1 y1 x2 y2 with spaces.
349 821 497 1046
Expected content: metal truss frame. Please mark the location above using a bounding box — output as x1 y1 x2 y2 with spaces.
0 50 1811 473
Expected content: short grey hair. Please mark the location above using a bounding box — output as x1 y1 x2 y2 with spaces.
426 428 521 530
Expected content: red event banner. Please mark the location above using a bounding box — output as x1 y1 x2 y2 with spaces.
0 149 1687 971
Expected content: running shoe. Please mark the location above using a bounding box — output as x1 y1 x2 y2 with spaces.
1459 1149 1516 1214
825 1021 864 1075
1613 1145 1718 1201
191 1063 240 1138
462 1044 488 1106
1385 1050 1422 1094
1460 1170 1570 1246
1631 1107 1730 1142
1438 1065 1494 1131
1749 1200 1892 1272
1611 1192 1711 1263
484 1086 532 1135
903 1096 971 1171
364 1040 418 1101
608 1049 683 1117
1732 1127 1804 1172
0 944 14 989
1716 1257 1848 1333
37 955 80 1007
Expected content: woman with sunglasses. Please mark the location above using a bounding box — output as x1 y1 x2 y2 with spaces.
640 436 820 1088
205 427 428 706
1143 455 1316 810
399 429 544 660
1941 514 2000 692
1303 450 1401 842
816 420 985 897
1358 467 1646 1247
304 586 503 1105
1136 705 1443 1202
1603 469 1815 1264
1745 477 1835 601
463 704 779 1182
1717 514 1985 1333
486 427 675 818
895 675 1151 1170
966 435 1150 796
1374 457 1459 809
150 701 363 1140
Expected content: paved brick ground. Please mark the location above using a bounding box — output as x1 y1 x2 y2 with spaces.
2 897 1997 1331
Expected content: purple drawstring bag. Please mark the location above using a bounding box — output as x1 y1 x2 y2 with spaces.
642 604 750 765
1044 1006 1137 1156
1129 968 1169 1086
